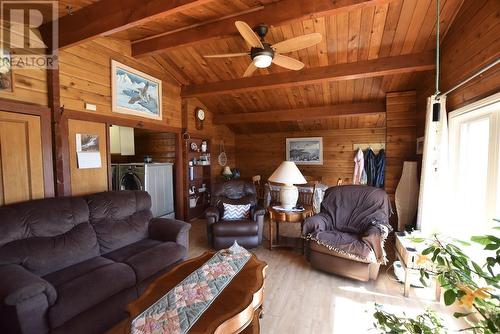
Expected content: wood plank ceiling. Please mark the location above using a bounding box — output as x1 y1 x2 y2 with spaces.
59 0 465 133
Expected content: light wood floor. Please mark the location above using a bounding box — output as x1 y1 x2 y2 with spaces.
187 219 463 334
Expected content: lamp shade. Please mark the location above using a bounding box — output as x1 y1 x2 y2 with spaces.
268 161 307 185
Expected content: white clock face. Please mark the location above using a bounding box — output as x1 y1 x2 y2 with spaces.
197 109 205 121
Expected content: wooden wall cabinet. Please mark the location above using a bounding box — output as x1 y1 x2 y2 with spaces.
0 111 45 205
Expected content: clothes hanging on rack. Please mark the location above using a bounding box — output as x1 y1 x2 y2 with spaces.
357 147 385 188
374 149 385 188
353 148 364 185
364 148 376 186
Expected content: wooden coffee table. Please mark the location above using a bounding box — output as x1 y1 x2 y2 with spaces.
106 252 268 334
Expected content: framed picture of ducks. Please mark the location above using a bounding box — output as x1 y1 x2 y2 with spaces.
111 60 162 120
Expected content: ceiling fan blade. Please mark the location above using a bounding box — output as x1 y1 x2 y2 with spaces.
243 62 258 77
272 54 304 71
235 21 263 49
204 52 249 58
273 33 322 54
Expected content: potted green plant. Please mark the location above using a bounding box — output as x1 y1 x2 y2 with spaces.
374 225 499 333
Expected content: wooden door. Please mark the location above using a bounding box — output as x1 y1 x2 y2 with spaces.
0 111 45 205
68 119 109 196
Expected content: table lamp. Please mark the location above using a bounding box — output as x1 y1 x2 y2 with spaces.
268 161 307 210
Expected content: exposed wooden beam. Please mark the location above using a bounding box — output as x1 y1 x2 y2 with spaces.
182 52 435 97
151 54 190 86
51 0 214 49
213 102 385 124
132 0 390 57
48 68 71 196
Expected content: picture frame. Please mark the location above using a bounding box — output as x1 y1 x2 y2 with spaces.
0 49 14 93
286 137 323 165
111 60 162 120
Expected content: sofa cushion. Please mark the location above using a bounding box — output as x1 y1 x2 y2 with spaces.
0 223 99 276
85 191 153 254
104 239 186 282
212 220 258 236
44 257 135 328
0 197 98 276
212 180 257 206
0 196 90 248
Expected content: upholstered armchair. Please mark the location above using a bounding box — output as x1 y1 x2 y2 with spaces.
205 180 265 250
302 185 392 281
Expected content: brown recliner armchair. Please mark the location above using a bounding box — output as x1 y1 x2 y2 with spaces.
302 185 392 281
205 180 265 250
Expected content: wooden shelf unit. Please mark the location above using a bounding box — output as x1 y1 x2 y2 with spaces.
184 137 212 221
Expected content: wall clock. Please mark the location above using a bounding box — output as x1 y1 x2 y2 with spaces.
195 107 205 130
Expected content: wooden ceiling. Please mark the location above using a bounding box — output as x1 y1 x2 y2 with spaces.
57 0 466 133
58 0 99 17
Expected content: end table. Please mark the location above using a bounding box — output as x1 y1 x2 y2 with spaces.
268 205 314 252
395 232 441 301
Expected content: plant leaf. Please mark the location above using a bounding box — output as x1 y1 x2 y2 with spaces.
409 237 426 243
485 243 499 250
471 236 490 245
444 289 456 306
453 312 473 318
422 246 435 255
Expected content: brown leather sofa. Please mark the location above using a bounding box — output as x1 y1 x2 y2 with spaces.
0 191 191 334
302 185 392 281
205 180 265 250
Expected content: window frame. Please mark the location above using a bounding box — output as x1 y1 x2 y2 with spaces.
448 92 500 230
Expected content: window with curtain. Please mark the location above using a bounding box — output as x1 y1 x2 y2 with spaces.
448 95 500 238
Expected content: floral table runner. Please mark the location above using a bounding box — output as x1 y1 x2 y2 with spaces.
131 242 251 334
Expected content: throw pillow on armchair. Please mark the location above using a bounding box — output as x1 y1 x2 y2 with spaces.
222 203 251 220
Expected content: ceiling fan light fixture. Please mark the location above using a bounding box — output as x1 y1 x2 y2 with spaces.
253 54 273 68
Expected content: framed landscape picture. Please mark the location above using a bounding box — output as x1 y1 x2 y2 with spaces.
111 60 162 120
286 137 323 165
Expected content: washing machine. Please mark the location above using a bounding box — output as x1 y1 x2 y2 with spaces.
117 163 174 218
118 163 145 191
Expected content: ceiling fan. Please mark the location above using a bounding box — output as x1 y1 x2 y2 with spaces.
203 21 322 77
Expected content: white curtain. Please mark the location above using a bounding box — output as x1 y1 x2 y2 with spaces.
417 95 450 234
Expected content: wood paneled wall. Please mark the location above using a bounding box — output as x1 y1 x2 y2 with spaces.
135 131 177 164
385 91 417 198
0 68 48 106
111 130 177 164
417 0 500 135
185 98 236 182
59 37 182 129
235 128 386 186
68 119 109 196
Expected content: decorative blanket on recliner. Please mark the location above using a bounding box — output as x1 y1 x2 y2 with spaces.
303 185 392 264
131 243 251 334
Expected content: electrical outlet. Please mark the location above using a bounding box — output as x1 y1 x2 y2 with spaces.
85 103 97 111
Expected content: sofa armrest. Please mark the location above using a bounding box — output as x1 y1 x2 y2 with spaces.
362 225 388 263
0 264 57 306
251 205 265 245
302 212 333 236
250 205 266 222
205 206 220 224
149 218 191 250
